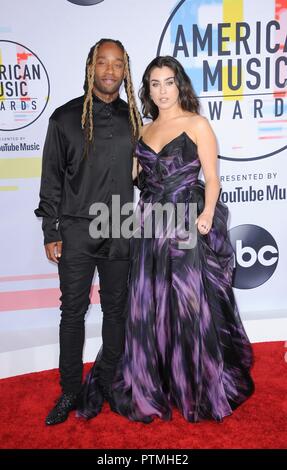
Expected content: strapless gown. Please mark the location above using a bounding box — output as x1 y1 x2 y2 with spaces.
78 132 254 423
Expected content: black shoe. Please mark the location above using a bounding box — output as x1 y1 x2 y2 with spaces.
45 392 78 425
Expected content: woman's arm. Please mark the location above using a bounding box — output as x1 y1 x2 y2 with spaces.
189 116 220 235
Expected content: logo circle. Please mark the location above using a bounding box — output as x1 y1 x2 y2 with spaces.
0 40 50 131
157 0 287 161
229 224 279 289
67 0 104 5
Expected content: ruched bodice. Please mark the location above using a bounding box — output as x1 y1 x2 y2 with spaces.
137 132 201 202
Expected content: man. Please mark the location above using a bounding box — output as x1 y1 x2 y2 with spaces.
35 38 141 425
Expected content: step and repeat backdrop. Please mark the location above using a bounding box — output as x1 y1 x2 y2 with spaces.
0 0 286 369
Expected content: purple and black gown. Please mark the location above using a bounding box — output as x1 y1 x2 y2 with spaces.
79 132 254 423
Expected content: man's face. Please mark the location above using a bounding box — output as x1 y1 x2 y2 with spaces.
93 42 125 98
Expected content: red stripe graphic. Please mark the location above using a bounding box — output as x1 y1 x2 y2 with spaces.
0 273 59 283
0 285 100 312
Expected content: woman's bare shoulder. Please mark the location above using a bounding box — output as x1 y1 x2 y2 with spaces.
187 113 209 126
182 114 215 145
187 114 213 134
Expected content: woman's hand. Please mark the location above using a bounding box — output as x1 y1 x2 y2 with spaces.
195 210 213 235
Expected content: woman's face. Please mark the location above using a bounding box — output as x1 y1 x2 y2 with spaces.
149 66 179 111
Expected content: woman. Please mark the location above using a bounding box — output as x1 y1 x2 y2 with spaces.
78 56 254 423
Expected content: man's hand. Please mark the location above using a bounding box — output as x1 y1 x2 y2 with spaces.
45 241 63 263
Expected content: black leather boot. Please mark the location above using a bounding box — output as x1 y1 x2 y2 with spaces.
45 392 79 425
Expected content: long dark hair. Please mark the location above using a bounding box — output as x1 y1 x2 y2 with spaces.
139 56 199 120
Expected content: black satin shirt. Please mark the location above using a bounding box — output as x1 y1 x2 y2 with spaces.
35 94 134 259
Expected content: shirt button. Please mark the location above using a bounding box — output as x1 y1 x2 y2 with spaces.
108 133 113 138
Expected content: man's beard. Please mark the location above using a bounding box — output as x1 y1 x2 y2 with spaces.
93 77 122 96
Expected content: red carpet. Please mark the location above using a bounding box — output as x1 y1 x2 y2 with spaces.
0 341 286 449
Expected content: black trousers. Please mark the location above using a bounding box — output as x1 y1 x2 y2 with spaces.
58 217 130 394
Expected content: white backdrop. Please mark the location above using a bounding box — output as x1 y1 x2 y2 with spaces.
0 0 286 378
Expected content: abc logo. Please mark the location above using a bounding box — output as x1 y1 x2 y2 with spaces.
229 224 279 289
67 1 104 5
